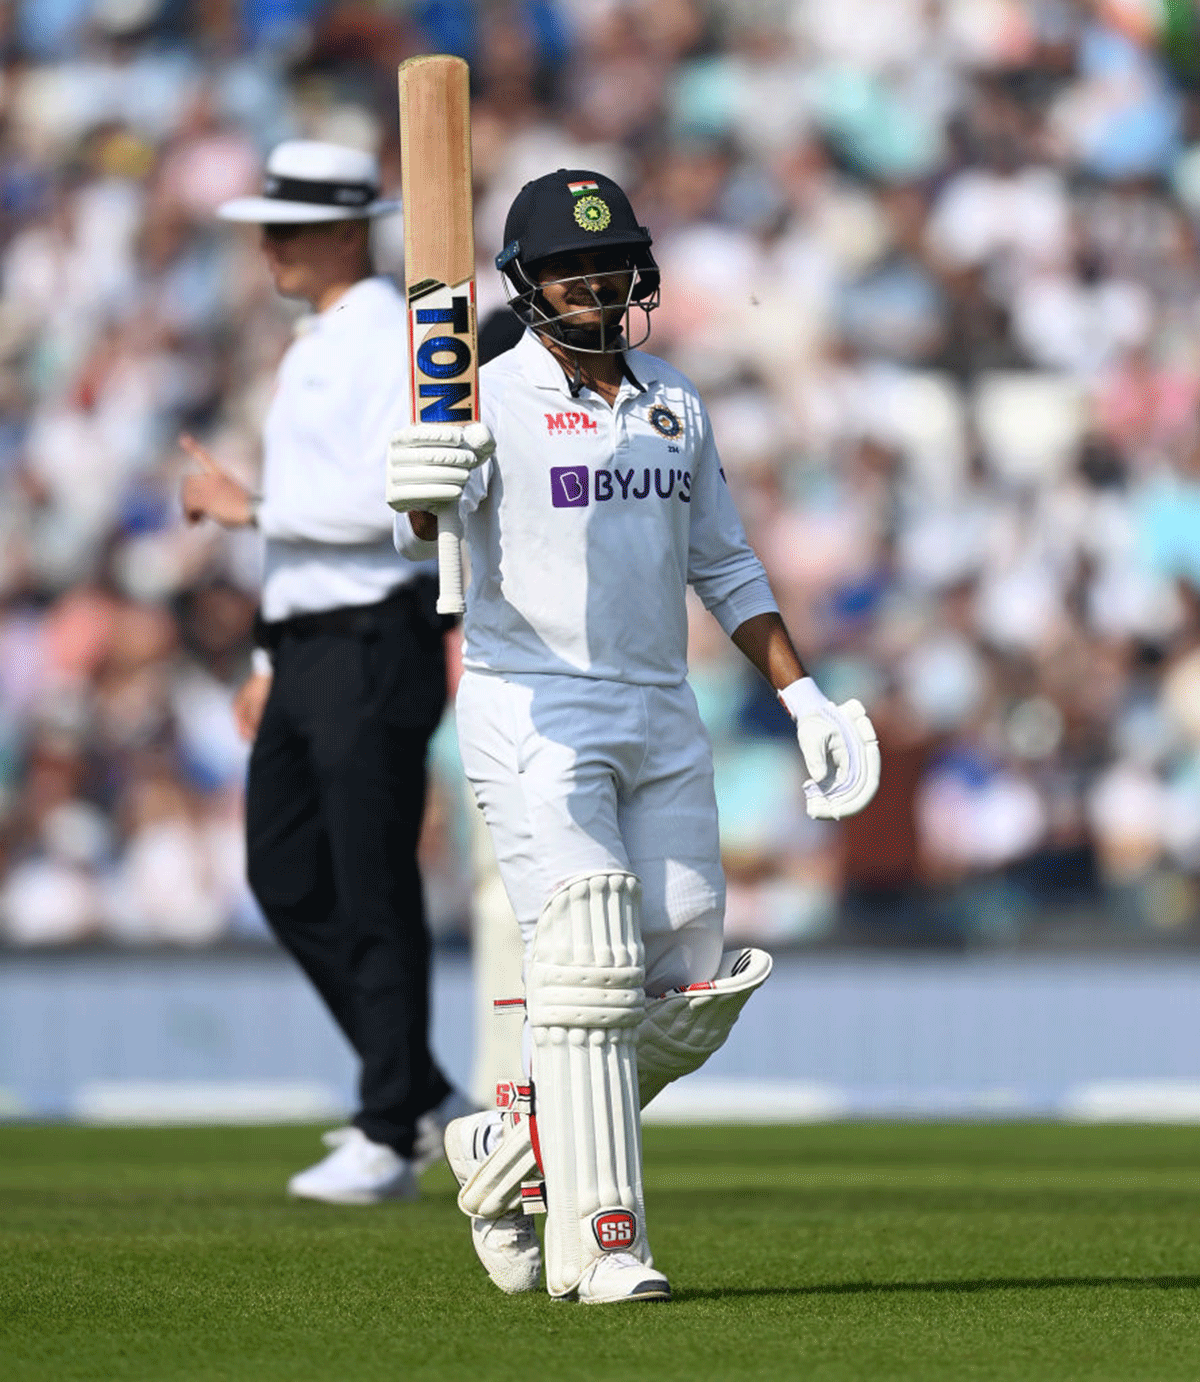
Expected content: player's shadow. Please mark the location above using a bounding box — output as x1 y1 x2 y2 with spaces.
676 1274 1200 1302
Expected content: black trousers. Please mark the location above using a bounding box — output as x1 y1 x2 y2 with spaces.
245 581 452 1155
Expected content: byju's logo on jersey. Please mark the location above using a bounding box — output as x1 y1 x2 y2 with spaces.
550 466 590 507
545 412 598 434
549 466 693 507
592 1209 637 1252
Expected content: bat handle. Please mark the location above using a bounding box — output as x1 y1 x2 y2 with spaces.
436 508 465 615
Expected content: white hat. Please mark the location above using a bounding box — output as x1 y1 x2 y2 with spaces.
217 140 400 224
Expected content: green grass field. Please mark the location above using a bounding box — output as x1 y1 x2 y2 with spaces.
3 1121 1199 1381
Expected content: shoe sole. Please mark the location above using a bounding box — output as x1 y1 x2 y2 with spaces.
471 1219 543 1295
580 1282 672 1304
286 1181 417 1205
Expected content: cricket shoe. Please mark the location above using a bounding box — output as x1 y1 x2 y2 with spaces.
413 1089 477 1173
287 1127 417 1204
575 1253 671 1305
444 1110 542 1294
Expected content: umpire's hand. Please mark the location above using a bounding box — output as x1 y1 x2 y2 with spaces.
179 434 257 528
234 671 272 742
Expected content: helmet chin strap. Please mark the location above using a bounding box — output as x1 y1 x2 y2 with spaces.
559 341 646 400
557 321 609 352
544 322 611 397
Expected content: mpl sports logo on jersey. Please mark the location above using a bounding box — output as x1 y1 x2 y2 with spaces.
545 411 598 434
550 465 693 507
592 1209 637 1252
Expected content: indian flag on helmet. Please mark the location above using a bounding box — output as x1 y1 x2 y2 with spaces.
567 179 599 197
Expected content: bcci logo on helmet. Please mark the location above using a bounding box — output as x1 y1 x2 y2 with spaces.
592 1209 637 1252
574 195 611 233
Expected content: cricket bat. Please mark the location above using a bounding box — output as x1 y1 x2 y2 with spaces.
398 53 477 616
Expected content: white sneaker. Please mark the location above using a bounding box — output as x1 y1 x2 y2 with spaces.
445 1111 542 1294
413 1089 477 1173
287 1127 417 1205
576 1252 671 1305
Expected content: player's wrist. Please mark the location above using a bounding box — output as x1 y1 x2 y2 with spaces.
409 511 439 541
778 677 827 722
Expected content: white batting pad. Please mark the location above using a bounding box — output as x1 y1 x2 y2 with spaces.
457 948 774 1226
527 871 648 1299
637 947 773 1105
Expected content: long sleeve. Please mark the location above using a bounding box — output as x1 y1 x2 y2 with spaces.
686 405 778 635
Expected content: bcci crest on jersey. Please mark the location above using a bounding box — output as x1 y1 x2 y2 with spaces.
648 404 683 439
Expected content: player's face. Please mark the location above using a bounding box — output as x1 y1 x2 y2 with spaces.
534 249 635 331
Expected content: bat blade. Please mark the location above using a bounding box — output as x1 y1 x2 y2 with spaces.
398 53 477 615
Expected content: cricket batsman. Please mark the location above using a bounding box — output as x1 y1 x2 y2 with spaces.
386 170 881 1302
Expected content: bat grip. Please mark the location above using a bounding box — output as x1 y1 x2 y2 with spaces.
436 508 465 615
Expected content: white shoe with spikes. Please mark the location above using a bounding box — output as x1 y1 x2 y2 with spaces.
575 1252 671 1305
445 1111 542 1294
287 1128 416 1204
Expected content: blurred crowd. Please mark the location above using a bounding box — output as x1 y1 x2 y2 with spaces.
1 0 1199 949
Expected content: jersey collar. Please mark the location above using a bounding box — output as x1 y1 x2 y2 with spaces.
516 327 656 400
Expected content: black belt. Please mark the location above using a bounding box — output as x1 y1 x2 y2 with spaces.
254 579 439 652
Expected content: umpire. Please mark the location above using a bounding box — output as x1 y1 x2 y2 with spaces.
181 140 468 1203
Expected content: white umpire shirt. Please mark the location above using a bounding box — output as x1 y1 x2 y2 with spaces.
395 328 778 686
258 275 420 626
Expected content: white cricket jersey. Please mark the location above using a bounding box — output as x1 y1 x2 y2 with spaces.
258 276 424 621
400 328 777 685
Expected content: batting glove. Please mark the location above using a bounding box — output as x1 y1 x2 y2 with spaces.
386 421 495 513
778 677 881 820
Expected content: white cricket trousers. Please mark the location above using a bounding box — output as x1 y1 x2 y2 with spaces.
456 669 726 994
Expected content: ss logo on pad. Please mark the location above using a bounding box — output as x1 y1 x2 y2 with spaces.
592 1210 636 1251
